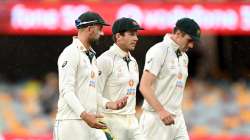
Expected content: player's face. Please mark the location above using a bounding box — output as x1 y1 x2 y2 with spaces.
87 25 104 46
90 25 104 41
178 33 195 52
120 30 139 52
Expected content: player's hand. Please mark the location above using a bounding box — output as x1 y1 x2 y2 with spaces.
106 96 128 110
158 109 175 125
80 112 107 129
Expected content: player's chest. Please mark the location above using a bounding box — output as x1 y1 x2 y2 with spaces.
110 59 139 84
78 53 98 79
162 53 188 77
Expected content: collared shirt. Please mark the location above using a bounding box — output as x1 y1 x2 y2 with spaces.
142 34 189 115
56 37 108 120
96 44 139 115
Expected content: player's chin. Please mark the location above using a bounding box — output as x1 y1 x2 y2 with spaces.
129 46 135 51
130 44 136 49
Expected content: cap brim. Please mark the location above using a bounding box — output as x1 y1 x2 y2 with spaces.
102 23 110 26
131 26 144 31
99 22 110 26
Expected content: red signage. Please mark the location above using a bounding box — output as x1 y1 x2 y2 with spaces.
1 2 250 35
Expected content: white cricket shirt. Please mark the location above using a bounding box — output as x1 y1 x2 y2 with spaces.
56 37 108 120
142 34 189 115
97 44 139 115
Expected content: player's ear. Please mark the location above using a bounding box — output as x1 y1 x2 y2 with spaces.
87 26 93 32
115 33 121 40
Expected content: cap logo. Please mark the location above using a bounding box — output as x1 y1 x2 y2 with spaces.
197 29 201 36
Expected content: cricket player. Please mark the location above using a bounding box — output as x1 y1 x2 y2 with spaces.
96 17 145 140
53 12 128 140
139 18 201 140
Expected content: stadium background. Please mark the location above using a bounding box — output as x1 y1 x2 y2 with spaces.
0 0 250 140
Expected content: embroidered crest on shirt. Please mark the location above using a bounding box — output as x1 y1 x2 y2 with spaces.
169 60 177 69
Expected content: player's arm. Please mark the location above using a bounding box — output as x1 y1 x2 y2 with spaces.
58 49 106 129
139 47 174 125
140 71 174 125
96 55 128 110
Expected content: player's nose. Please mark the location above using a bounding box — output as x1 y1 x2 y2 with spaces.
100 31 104 36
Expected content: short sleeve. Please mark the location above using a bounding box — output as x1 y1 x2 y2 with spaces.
144 45 167 76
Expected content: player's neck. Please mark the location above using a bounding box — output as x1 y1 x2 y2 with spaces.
116 43 129 54
78 34 91 50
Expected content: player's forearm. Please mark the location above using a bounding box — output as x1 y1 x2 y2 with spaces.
62 90 85 117
139 85 165 113
96 92 110 109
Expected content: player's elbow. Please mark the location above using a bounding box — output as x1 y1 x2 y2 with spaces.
139 83 146 96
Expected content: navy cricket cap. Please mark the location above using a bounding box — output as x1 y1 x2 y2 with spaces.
175 18 201 43
75 11 110 29
112 17 144 34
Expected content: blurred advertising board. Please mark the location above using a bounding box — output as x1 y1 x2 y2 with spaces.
0 2 250 35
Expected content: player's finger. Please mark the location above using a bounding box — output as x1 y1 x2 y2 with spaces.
117 102 123 109
95 114 104 118
95 122 107 129
164 117 174 125
169 117 175 125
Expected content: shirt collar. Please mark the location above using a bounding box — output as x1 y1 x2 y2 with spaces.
73 36 96 54
110 43 131 58
163 34 180 52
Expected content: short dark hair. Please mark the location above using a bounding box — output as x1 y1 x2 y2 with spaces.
112 17 144 35
175 17 201 43
112 31 125 42
173 27 186 37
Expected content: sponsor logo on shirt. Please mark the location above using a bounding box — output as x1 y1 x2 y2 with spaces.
127 80 136 96
89 71 96 88
129 80 134 87
176 72 183 89
62 61 67 68
147 58 153 64
89 80 96 88
98 71 102 76
177 72 182 79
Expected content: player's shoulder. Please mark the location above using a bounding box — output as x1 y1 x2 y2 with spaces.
98 49 114 59
147 41 169 56
97 49 115 64
58 43 78 61
62 42 77 54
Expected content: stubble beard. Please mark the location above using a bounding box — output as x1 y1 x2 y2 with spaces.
89 37 100 47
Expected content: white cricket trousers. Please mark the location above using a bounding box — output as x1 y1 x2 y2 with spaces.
103 114 146 140
53 120 107 140
140 110 189 140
